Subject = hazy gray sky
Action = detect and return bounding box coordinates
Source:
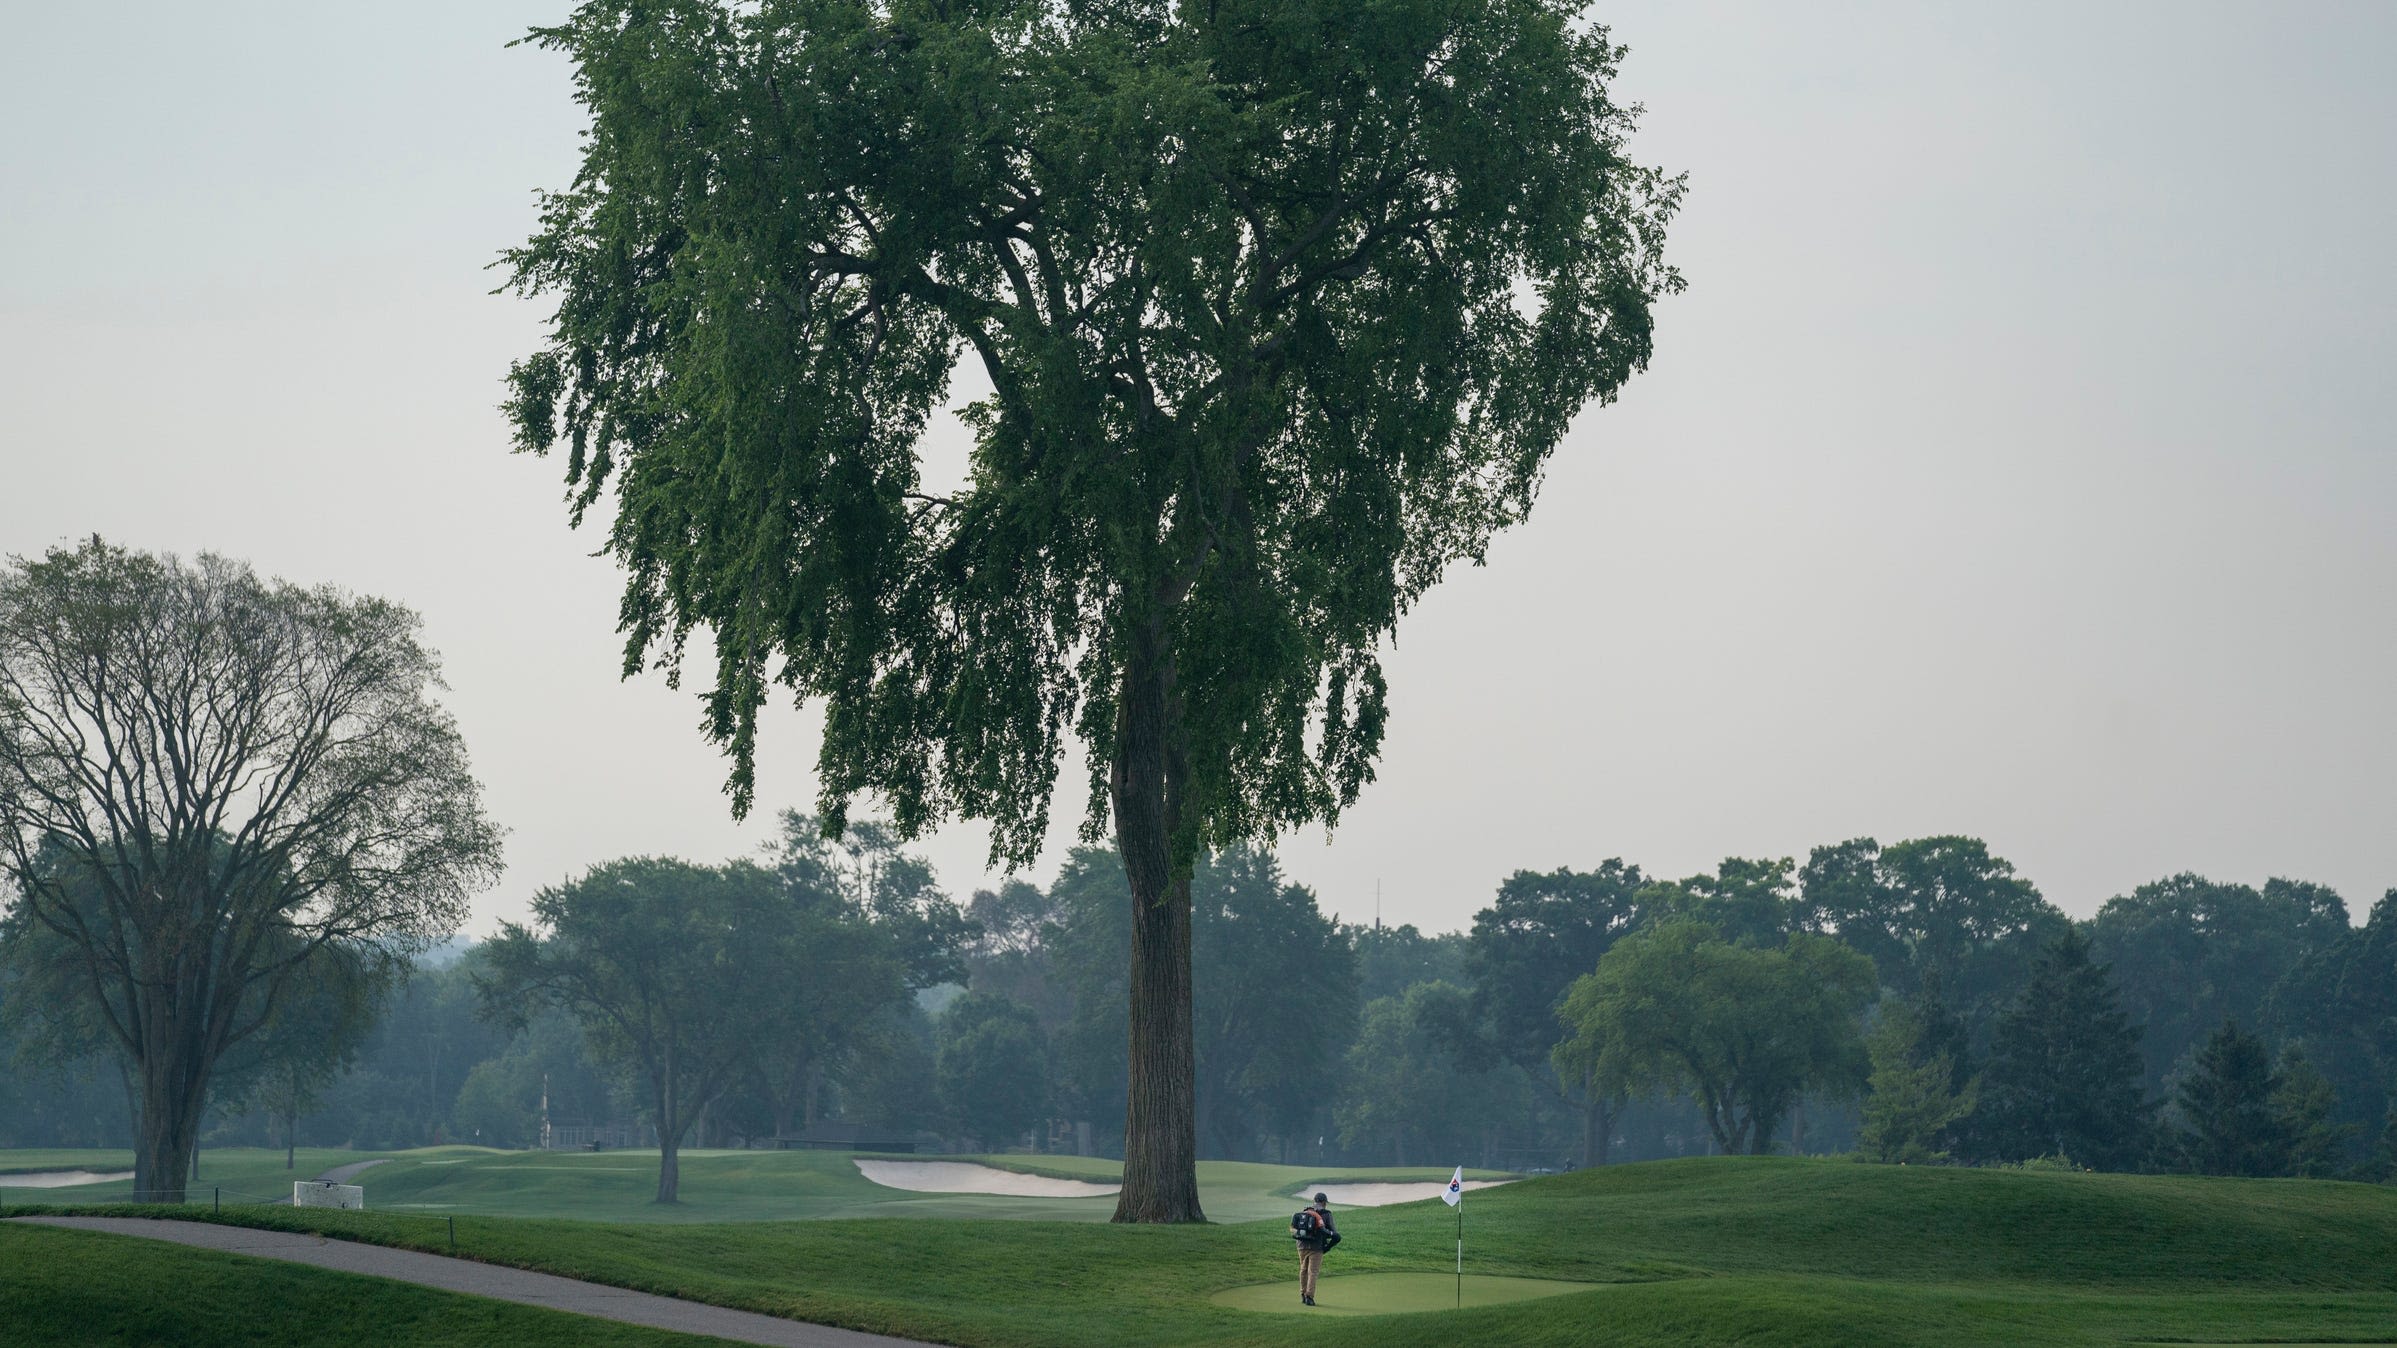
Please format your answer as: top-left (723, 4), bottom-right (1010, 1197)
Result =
top-left (4, 2), bottom-right (2392, 935)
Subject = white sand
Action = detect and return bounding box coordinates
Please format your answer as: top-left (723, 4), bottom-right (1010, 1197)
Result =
top-left (853, 1160), bottom-right (1120, 1198)
top-left (1303, 1179), bottom-right (1513, 1208)
top-left (0, 1170), bottom-right (134, 1188)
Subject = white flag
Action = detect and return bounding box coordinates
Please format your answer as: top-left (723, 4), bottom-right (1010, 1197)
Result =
top-left (1441, 1165), bottom-right (1464, 1207)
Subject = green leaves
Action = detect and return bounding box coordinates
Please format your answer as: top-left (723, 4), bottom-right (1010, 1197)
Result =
top-left (1977, 929), bottom-right (2151, 1169)
top-left (1553, 921), bottom-right (1876, 1155)
top-left (1858, 997), bottom-right (1979, 1165)
top-left (0, 538), bottom-right (504, 1199)
top-left (504, 0), bottom-right (1680, 861)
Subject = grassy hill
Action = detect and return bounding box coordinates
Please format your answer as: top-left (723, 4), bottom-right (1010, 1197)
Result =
top-left (15, 1156), bottom-right (2394, 1345)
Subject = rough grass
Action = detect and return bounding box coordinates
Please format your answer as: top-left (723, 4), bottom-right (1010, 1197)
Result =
top-left (18, 1157), bottom-right (2396, 1345)
top-left (0, 1220), bottom-right (731, 1347)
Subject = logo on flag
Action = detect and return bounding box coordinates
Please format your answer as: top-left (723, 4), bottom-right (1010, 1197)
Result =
top-left (1441, 1165), bottom-right (1464, 1207)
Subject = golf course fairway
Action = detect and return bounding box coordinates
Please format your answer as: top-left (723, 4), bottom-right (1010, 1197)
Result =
top-left (1211, 1271), bottom-right (1599, 1315)
top-left (11, 1157), bottom-right (2395, 1345)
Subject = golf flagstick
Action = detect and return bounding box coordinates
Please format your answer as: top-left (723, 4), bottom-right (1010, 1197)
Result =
top-left (1442, 1164), bottom-right (1464, 1309)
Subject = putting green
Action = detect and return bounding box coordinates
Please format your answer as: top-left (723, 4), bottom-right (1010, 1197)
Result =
top-left (1210, 1271), bottom-right (1601, 1316)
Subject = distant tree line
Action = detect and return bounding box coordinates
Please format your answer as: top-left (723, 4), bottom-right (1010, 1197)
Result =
top-left (9, 823), bottom-right (2397, 1186)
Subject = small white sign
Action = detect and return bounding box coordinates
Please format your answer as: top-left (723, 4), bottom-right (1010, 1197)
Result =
top-left (293, 1181), bottom-right (363, 1210)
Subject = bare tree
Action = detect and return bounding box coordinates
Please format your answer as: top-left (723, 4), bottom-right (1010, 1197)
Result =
top-left (0, 538), bottom-right (503, 1201)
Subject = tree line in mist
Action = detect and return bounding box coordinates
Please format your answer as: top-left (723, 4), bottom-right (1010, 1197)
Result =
top-left (10, 822), bottom-right (2394, 1190)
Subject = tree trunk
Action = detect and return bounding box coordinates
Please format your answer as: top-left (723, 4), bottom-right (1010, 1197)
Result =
top-left (654, 1062), bottom-right (680, 1204)
top-left (1696, 1087), bottom-right (1724, 1156)
top-left (133, 1084), bottom-right (201, 1204)
top-left (1582, 1091), bottom-right (1613, 1167)
top-left (1110, 624), bottom-right (1205, 1224)
top-left (1789, 1100), bottom-right (1807, 1157)
top-left (132, 1002), bottom-right (212, 1205)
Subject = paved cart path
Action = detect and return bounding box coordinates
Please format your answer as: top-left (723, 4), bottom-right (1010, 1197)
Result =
top-left (12, 1216), bottom-right (935, 1348)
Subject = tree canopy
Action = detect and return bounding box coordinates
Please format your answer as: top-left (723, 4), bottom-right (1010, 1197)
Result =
top-left (936, 991), bottom-right (1051, 1149)
top-left (481, 857), bottom-right (798, 1202)
top-left (1800, 835), bottom-right (2063, 1029)
top-left (2092, 873), bottom-right (2348, 1094)
top-left (1555, 921), bottom-right (1874, 1155)
top-left (503, 0), bottom-right (1680, 1220)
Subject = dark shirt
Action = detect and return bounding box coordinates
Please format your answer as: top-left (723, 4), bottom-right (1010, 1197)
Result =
top-left (1296, 1204), bottom-right (1337, 1248)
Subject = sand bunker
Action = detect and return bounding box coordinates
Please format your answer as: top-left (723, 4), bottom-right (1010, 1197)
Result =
top-left (1303, 1179), bottom-right (1512, 1207)
top-left (0, 1170), bottom-right (133, 1189)
top-left (854, 1160), bottom-right (1120, 1198)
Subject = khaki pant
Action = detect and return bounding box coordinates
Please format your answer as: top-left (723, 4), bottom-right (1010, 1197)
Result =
top-left (1299, 1243), bottom-right (1325, 1298)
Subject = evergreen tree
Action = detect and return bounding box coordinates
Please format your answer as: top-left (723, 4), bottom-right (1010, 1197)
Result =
top-left (2176, 1019), bottom-right (2288, 1177)
top-left (1858, 998), bottom-right (1978, 1165)
top-left (1977, 929), bottom-right (2150, 1168)
top-left (2271, 1047), bottom-right (2351, 1178)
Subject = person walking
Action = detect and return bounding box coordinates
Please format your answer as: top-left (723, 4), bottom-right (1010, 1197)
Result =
top-left (1291, 1191), bottom-right (1339, 1306)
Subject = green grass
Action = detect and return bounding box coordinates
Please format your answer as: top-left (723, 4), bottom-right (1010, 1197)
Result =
top-left (19, 1157), bottom-right (2397, 1345)
top-left (0, 1147), bottom-right (395, 1207)
top-left (117, 1145), bottom-right (1497, 1225)
top-left (1212, 1271), bottom-right (1597, 1315)
top-left (0, 1220), bottom-right (736, 1346)
top-left (0, 1148), bottom-right (139, 1175)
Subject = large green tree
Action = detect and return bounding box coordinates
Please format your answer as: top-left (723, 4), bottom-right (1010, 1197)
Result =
top-left (1341, 979), bottom-right (1526, 1167)
top-left (1464, 860), bottom-right (1648, 1164)
top-left (502, 0), bottom-right (1679, 1221)
top-left (935, 991), bottom-right (1051, 1149)
top-left (2091, 874), bottom-right (2348, 1095)
top-left (755, 814), bottom-right (964, 1135)
top-left (480, 858), bottom-right (799, 1203)
top-left (0, 540), bottom-right (501, 1202)
top-left (1800, 835), bottom-right (2063, 1033)
top-left (1554, 921), bottom-right (1875, 1155)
